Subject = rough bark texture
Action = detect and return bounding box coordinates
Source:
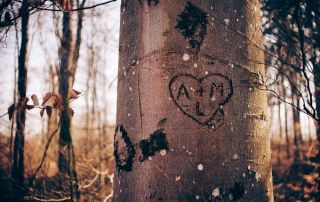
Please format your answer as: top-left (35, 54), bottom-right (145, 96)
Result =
top-left (291, 80), bottom-right (302, 161)
top-left (58, 11), bottom-right (80, 201)
top-left (114, 0), bottom-right (273, 201)
top-left (12, 0), bottom-right (29, 196)
top-left (313, 62), bottom-right (320, 162)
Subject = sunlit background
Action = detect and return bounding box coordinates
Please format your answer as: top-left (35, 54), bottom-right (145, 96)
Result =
top-left (0, 1), bottom-right (120, 136)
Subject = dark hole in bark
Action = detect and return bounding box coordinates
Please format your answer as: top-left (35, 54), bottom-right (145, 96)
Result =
top-left (139, 129), bottom-right (169, 162)
top-left (175, 1), bottom-right (208, 53)
top-left (230, 182), bottom-right (245, 201)
top-left (114, 125), bottom-right (136, 172)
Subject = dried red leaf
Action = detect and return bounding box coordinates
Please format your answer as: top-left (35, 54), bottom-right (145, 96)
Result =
top-left (58, 106), bottom-right (64, 116)
top-left (40, 108), bottom-right (45, 117)
top-left (68, 108), bottom-right (74, 117)
top-left (72, 89), bottom-right (81, 95)
top-left (8, 104), bottom-right (15, 120)
top-left (53, 94), bottom-right (63, 108)
top-left (26, 105), bottom-right (34, 110)
top-left (21, 97), bottom-right (29, 108)
top-left (68, 89), bottom-right (78, 100)
top-left (42, 92), bottom-right (52, 106)
top-left (31, 94), bottom-right (39, 106)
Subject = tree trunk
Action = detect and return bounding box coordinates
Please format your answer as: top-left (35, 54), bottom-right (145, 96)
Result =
top-left (12, 0), bottom-right (29, 198)
top-left (284, 94), bottom-right (291, 158)
top-left (70, 0), bottom-right (86, 86)
top-left (114, 0), bottom-right (273, 201)
top-left (58, 11), bottom-right (80, 201)
top-left (291, 82), bottom-right (302, 161)
top-left (313, 61), bottom-right (320, 163)
top-left (277, 100), bottom-right (282, 165)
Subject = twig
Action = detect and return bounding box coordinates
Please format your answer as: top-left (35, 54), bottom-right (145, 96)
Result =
top-left (28, 123), bottom-right (60, 188)
top-left (103, 191), bottom-right (113, 202)
top-left (37, 0), bottom-right (117, 12)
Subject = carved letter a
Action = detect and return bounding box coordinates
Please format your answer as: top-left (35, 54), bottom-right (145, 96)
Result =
top-left (177, 84), bottom-right (190, 100)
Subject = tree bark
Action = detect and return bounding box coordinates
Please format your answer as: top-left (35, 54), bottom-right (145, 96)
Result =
top-left (284, 96), bottom-right (291, 159)
top-left (70, 0), bottom-right (86, 86)
top-left (58, 11), bottom-right (80, 201)
top-left (12, 0), bottom-right (29, 197)
top-left (114, 0), bottom-right (273, 201)
top-left (277, 100), bottom-right (282, 165)
top-left (291, 81), bottom-right (302, 161)
top-left (313, 60), bottom-right (320, 163)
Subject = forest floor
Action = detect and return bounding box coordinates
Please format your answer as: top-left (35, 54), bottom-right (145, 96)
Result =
top-left (271, 141), bottom-right (319, 202)
top-left (0, 136), bottom-right (319, 201)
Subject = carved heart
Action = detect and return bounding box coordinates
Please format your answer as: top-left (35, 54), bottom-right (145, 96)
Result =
top-left (169, 73), bottom-right (233, 127)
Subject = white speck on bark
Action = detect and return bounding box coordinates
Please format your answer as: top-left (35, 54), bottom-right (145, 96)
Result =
top-left (233, 154), bottom-right (239, 159)
top-left (224, 18), bottom-right (230, 25)
top-left (197, 164), bottom-right (204, 171)
top-left (212, 188), bottom-right (219, 197)
top-left (160, 149), bottom-right (167, 156)
top-left (183, 53), bottom-right (190, 61)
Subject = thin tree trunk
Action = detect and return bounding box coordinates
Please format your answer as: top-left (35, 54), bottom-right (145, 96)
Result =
top-left (307, 116), bottom-right (312, 144)
top-left (71, 0), bottom-right (86, 86)
top-left (114, 0), bottom-right (273, 201)
top-left (12, 0), bottom-right (29, 198)
top-left (291, 82), bottom-right (302, 161)
top-left (58, 11), bottom-right (80, 201)
top-left (283, 93), bottom-right (291, 159)
top-left (313, 59), bottom-right (320, 163)
top-left (277, 100), bottom-right (282, 165)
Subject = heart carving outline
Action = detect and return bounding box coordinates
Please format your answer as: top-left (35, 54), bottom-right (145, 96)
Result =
top-left (169, 73), bottom-right (233, 127)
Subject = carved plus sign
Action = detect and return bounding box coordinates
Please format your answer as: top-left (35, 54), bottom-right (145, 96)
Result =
top-left (196, 86), bottom-right (206, 96)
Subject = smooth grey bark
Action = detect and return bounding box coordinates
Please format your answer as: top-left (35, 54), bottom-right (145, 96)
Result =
top-left (114, 0), bottom-right (273, 201)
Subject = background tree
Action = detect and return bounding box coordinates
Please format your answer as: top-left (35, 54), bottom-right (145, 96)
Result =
top-left (11, 0), bottom-right (29, 200)
top-left (262, 0), bottom-right (320, 162)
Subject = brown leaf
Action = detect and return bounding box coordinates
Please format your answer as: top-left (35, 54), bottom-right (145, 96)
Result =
top-left (46, 106), bottom-right (52, 118)
top-left (21, 97), bottom-right (29, 108)
top-left (68, 89), bottom-right (78, 100)
top-left (72, 89), bottom-right (81, 95)
top-left (42, 92), bottom-right (52, 106)
top-left (53, 94), bottom-right (63, 108)
top-left (68, 108), bottom-right (74, 117)
top-left (40, 108), bottom-right (45, 117)
top-left (26, 105), bottom-right (34, 110)
top-left (8, 104), bottom-right (15, 120)
top-left (31, 94), bottom-right (39, 106)
top-left (58, 106), bottom-right (64, 116)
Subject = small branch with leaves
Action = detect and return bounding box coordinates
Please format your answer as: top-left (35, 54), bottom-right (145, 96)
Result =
top-left (1, 89), bottom-right (82, 120)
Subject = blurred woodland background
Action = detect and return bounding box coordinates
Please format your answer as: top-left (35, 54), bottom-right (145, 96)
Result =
top-left (0, 0), bottom-right (319, 201)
